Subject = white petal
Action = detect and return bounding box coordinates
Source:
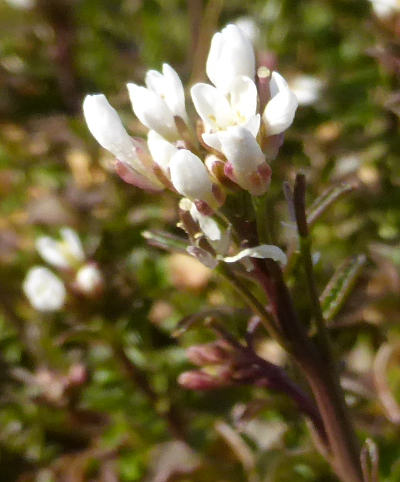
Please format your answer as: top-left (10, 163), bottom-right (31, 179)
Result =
top-left (218, 126), bottom-right (264, 173)
top-left (189, 204), bottom-right (222, 241)
top-left (36, 237), bottom-right (70, 269)
top-left (23, 266), bottom-right (66, 312)
top-left (243, 114), bottom-right (261, 138)
top-left (83, 94), bottom-right (144, 171)
top-left (127, 83), bottom-right (178, 140)
top-left (191, 83), bottom-right (233, 131)
top-left (206, 24), bottom-right (255, 92)
top-left (290, 75), bottom-right (322, 106)
top-left (263, 72), bottom-right (298, 135)
top-left (202, 132), bottom-right (221, 151)
top-left (145, 64), bottom-right (187, 121)
top-left (147, 130), bottom-right (177, 175)
top-left (206, 32), bottom-right (223, 89)
top-left (169, 149), bottom-right (213, 202)
top-left (60, 228), bottom-right (85, 263)
top-left (269, 71), bottom-right (289, 98)
top-left (229, 76), bottom-right (258, 121)
top-left (223, 245), bottom-right (287, 265)
top-left (162, 64), bottom-right (188, 121)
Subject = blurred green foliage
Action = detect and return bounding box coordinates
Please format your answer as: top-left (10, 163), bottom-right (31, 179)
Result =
top-left (1, 0), bottom-right (400, 480)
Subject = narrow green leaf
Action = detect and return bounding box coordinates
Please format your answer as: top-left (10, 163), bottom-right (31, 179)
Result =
top-left (307, 183), bottom-right (355, 227)
top-left (320, 254), bottom-right (367, 321)
top-left (142, 230), bottom-right (188, 253)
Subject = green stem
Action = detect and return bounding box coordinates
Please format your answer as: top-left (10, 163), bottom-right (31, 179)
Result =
top-left (217, 264), bottom-right (289, 351)
top-left (293, 174), bottom-right (363, 482)
top-left (252, 194), bottom-right (272, 244)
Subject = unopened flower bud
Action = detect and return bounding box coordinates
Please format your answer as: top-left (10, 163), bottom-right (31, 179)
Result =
top-left (178, 369), bottom-right (231, 390)
top-left (74, 263), bottom-right (103, 296)
top-left (186, 341), bottom-right (231, 366)
top-left (67, 363), bottom-right (89, 387)
top-left (207, 24), bottom-right (255, 93)
top-left (217, 126), bottom-right (272, 196)
top-left (83, 94), bottom-right (164, 191)
top-left (169, 149), bottom-right (225, 212)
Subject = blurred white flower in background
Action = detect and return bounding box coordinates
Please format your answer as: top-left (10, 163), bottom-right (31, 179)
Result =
top-left (36, 227), bottom-right (85, 270)
top-left (4, 0), bottom-right (34, 9)
top-left (23, 267), bottom-right (66, 312)
top-left (369, 0), bottom-right (400, 18)
top-left (74, 263), bottom-right (103, 296)
top-left (289, 75), bottom-right (323, 106)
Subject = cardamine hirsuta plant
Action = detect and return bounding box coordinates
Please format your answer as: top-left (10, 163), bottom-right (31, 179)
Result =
top-left (79, 24), bottom-right (371, 482)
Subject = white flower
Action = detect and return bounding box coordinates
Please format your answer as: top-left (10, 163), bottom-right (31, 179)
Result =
top-left (127, 63), bottom-right (187, 141)
top-left (169, 149), bottom-right (223, 212)
top-left (233, 16), bottom-right (260, 44)
top-left (83, 94), bottom-right (163, 191)
top-left (74, 263), bottom-right (103, 295)
top-left (36, 228), bottom-right (85, 270)
top-left (206, 24), bottom-right (255, 93)
top-left (369, 0), bottom-right (400, 18)
top-left (5, 0), bottom-right (34, 9)
top-left (23, 267), bottom-right (66, 312)
top-left (192, 76), bottom-right (260, 150)
top-left (213, 126), bottom-right (271, 196)
top-left (290, 75), bottom-right (322, 106)
top-left (262, 71), bottom-right (298, 136)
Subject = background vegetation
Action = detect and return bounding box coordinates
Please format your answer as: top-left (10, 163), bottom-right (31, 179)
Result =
top-left (1, 0), bottom-right (400, 480)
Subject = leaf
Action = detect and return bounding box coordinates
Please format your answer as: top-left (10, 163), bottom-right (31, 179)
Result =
top-left (142, 230), bottom-right (188, 253)
top-left (173, 307), bottom-right (243, 337)
top-left (307, 183), bottom-right (355, 227)
top-left (320, 254), bottom-right (367, 321)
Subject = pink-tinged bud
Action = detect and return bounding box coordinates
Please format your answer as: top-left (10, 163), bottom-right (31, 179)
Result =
top-left (186, 342), bottom-right (231, 366)
top-left (67, 363), bottom-right (88, 387)
top-left (178, 369), bottom-right (231, 390)
top-left (83, 94), bottom-right (164, 191)
top-left (261, 132), bottom-right (285, 160)
top-left (115, 160), bottom-right (164, 192)
top-left (206, 155), bottom-right (238, 190)
top-left (217, 126), bottom-right (271, 196)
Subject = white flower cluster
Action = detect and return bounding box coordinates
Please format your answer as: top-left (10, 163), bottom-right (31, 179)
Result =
top-left (83, 24), bottom-right (298, 208)
top-left (23, 228), bottom-right (103, 312)
top-left (83, 24), bottom-right (298, 271)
